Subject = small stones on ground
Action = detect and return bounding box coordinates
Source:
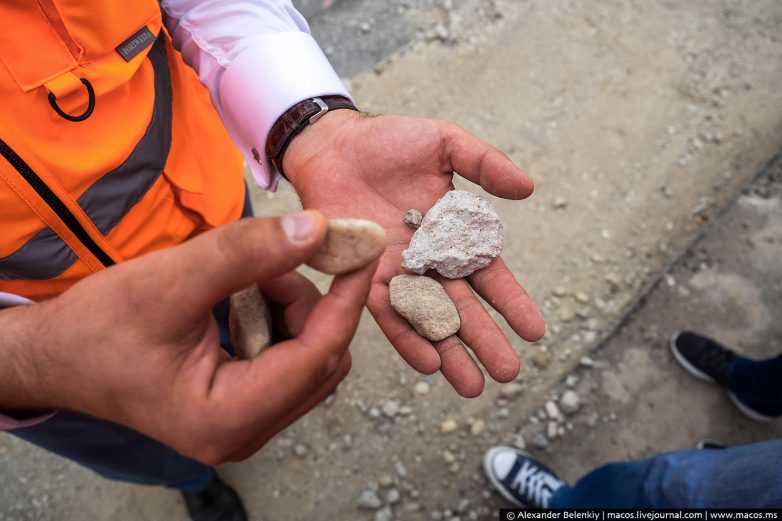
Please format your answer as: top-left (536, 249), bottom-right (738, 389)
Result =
top-left (382, 400), bottom-right (400, 418)
top-left (358, 489), bottom-right (383, 510)
top-left (440, 419), bottom-right (458, 433)
top-left (404, 209), bottom-right (424, 229)
top-left (470, 419), bottom-right (486, 436)
top-left (395, 462), bottom-right (408, 478)
top-left (565, 374), bottom-right (579, 388)
top-left (553, 286), bottom-right (567, 297)
top-left (560, 391), bottom-right (581, 415)
top-left (442, 450), bottom-right (456, 463)
top-left (414, 381), bottom-right (431, 395)
top-left (547, 421), bottom-right (558, 439)
top-left (553, 196), bottom-right (568, 209)
top-left (369, 407), bottom-right (382, 419)
top-left (307, 219), bottom-right (387, 275)
top-left (402, 190), bottom-right (503, 278)
top-left (532, 350), bottom-right (552, 369)
top-left (575, 291), bottom-right (590, 303)
top-left (292, 443), bottom-right (309, 458)
top-left (379, 474), bottom-right (394, 487)
top-left (513, 433), bottom-right (527, 449)
top-left (375, 506), bottom-right (394, 521)
top-left (386, 488), bottom-right (401, 504)
top-left (390, 275), bottom-right (460, 341)
top-left (544, 401), bottom-right (561, 419)
top-left (531, 432), bottom-right (549, 449)
top-left (501, 382), bottom-right (524, 398)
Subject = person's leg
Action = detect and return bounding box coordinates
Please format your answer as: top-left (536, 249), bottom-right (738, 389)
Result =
top-left (728, 354), bottom-right (782, 418)
top-left (552, 439), bottom-right (782, 507)
top-left (9, 410), bottom-right (213, 492)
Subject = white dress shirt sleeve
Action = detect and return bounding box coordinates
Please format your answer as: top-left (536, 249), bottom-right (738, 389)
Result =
top-left (160, 0), bottom-right (351, 191)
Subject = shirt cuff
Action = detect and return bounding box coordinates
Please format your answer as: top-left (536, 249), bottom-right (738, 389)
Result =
top-left (0, 292), bottom-right (55, 430)
top-left (218, 32), bottom-right (351, 191)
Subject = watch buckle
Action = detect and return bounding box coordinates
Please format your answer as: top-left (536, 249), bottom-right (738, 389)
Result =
top-left (309, 97), bottom-right (329, 124)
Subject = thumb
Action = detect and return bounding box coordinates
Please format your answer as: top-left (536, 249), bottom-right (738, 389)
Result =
top-left (153, 211), bottom-right (327, 314)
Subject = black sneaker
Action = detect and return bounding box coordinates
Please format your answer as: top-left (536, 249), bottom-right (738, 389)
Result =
top-left (182, 474), bottom-right (248, 521)
top-left (484, 446), bottom-right (566, 509)
top-left (671, 331), bottom-right (773, 423)
top-left (669, 331), bottom-right (736, 386)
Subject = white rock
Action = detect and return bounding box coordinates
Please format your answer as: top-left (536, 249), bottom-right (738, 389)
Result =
top-left (229, 284), bottom-right (271, 360)
top-left (547, 421), bottom-right (558, 439)
top-left (402, 190), bottom-right (503, 278)
top-left (390, 275), bottom-right (460, 341)
top-left (414, 381), bottom-right (431, 395)
top-left (440, 419), bottom-right (458, 433)
top-left (358, 489), bottom-right (383, 510)
top-left (564, 374), bottom-right (579, 388)
top-left (375, 507), bottom-right (394, 521)
top-left (544, 401), bottom-right (561, 419)
top-left (470, 419), bottom-right (486, 436)
top-left (501, 382), bottom-right (524, 398)
top-left (386, 488), bottom-right (401, 504)
top-left (382, 400), bottom-right (400, 418)
top-left (560, 391), bottom-right (581, 415)
top-left (308, 219), bottom-right (387, 275)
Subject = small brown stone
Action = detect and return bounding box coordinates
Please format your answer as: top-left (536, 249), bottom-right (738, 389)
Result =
top-left (389, 274), bottom-right (460, 341)
top-left (404, 209), bottom-right (423, 229)
top-left (229, 284), bottom-right (271, 359)
top-left (531, 350), bottom-right (551, 369)
top-left (307, 219), bottom-right (387, 274)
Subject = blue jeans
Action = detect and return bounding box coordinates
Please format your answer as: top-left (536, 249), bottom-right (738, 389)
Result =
top-left (7, 186), bottom-right (253, 493)
top-left (552, 439), bottom-right (782, 507)
top-left (553, 353), bottom-right (782, 507)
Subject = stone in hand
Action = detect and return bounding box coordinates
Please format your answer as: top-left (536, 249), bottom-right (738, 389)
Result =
top-left (401, 190), bottom-right (503, 278)
top-left (229, 284), bottom-right (271, 360)
top-left (307, 219), bottom-right (387, 274)
top-left (404, 209), bottom-right (423, 229)
top-left (389, 274), bottom-right (460, 341)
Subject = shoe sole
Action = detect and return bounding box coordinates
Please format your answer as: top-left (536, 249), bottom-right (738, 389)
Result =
top-left (483, 446), bottom-right (528, 508)
top-left (670, 332), bottom-right (774, 423)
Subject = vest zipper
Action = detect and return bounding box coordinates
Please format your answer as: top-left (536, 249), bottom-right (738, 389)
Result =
top-left (0, 139), bottom-right (115, 268)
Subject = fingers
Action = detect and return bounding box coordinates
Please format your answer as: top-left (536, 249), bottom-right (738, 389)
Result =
top-left (438, 121), bottom-right (534, 200)
top-left (433, 336), bottom-right (485, 398)
top-left (469, 257), bottom-right (545, 342)
top-left (367, 283), bottom-right (441, 375)
top-left (438, 278), bottom-right (520, 383)
top-left (224, 351), bottom-right (352, 462)
top-left (155, 211), bottom-right (327, 317)
top-left (259, 271), bottom-right (321, 336)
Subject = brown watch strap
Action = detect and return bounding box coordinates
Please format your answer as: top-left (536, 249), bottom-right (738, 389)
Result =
top-left (265, 95), bottom-right (357, 178)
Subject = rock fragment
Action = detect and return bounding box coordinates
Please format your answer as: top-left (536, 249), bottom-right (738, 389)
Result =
top-left (414, 381), bottom-right (431, 395)
top-left (544, 401), bottom-right (561, 420)
top-left (470, 419), bottom-right (486, 436)
top-left (307, 219), bottom-right (387, 274)
top-left (440, 419), bottom-right (458, 433)
top-left (501, 382), bottom-right (524, 398)
top-left (358, 489), bottom-right (383, 510)
top-left (229, 284), bottom-right (271, 359)
top-left (560, 391), bottom-right (581, 415)
top-left (404, 209), bottom-right (423, 229)
top-left (531, 433), bottom-right (549, 449)
top-left (402, 190), bottom-right (503, 278)
top-left (390, 275), bottom-right (460, 341)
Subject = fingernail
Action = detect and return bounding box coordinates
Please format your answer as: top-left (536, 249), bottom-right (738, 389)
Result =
top-left (282, 212), bottom-right (317, 242)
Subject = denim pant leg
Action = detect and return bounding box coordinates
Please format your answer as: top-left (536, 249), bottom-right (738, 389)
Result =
top-left (7, 184), bottom-right (256, 492)
top-left (8, 411), bottom-right (214, 492)
top-left (552, 439), bottom-right (782, 507)
top-left (729, 354), bottom-right (782, 417)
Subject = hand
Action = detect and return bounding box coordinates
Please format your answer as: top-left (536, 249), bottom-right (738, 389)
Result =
top-left (284, 111), bottom-right (545, 397)
top-left (0, 211), bottom-right (376, 464)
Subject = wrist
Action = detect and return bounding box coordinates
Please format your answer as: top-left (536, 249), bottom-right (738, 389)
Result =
top-left (0, 302), bottom-right (59, 413)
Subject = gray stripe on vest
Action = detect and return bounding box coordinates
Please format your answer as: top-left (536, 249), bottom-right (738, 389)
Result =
top-left (0, 36), bottom-right (172, 281)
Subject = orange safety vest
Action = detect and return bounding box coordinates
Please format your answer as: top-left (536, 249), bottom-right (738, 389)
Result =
top-left (0, 1), bottom-right (246, 302)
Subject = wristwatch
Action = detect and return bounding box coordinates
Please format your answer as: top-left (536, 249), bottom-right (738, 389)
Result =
top-left (265, 95), bottom-right (358, 178)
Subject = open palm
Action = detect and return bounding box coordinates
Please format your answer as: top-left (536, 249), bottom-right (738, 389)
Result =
top-left (284, 112), bottom-right (545, 397)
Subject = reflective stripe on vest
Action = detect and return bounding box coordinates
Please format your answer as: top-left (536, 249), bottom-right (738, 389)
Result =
top-left (0, 36), bottom-right (172, 281)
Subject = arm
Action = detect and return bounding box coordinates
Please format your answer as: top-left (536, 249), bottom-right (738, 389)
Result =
top-left (160, 0), bottom-right (349, 189)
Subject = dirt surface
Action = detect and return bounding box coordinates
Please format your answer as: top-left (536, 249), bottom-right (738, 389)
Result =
top-left (1, 1), bottom-right (781, 520)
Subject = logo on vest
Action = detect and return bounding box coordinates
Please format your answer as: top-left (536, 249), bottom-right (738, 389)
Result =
top-left (116, 26), bottom-right (156, 62)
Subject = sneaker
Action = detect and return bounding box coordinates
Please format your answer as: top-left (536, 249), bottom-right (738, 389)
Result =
top-left (182, 474), bottom-right (248, 521)
top-left (484, 446), bottom-right (566, 509)
top-left (670, 331), bottom-right (774, 423)
top-left (669, 331), bottom-right (736, 386)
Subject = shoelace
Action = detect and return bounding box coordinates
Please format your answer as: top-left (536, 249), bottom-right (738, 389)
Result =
top-left (508, 460), bottom-right (563, 508)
